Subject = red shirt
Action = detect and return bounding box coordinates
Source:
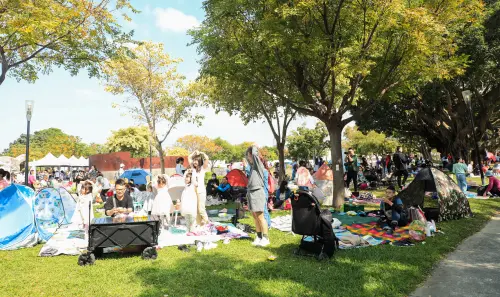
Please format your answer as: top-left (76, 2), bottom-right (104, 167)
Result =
top-left (484, 176), bottom-right (500, 196)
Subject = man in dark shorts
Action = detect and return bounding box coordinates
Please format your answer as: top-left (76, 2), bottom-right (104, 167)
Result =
top-left (393, 146), bottom-right (409, 189)
top-left (104, 179), bottom-right (133, 217)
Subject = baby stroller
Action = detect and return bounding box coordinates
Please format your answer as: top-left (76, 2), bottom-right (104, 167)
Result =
top-left (291, 189), bottom-right (339, 260)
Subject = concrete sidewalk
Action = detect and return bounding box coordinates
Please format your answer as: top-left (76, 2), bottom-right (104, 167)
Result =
top-left (411, 215), bottom-right (500, 297)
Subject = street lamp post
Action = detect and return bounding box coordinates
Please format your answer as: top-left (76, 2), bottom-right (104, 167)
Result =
top-left (24, 100), bottom-right (34, 185)
top-left (149, 137), bottom-right (153, 174)
top-left (462, 90), bottom-right (485, 186)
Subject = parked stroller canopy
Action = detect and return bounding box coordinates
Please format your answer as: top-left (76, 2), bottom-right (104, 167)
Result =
top-left (0, 184), bottom-right (38, 250)
top-left (398, 168), bottom-right (473, 221)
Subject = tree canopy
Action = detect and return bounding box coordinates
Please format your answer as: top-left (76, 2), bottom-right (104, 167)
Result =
top-left (0, 0), bottom-right (137, 86)
top-left (175, 135), bottom-right (222, 157)
top-left (192, 0), bottom-right (482, 206)
top-left (343, 126), bottom-right (399, 156)
top-left (102, 41), bottom-right (202, 173)
top-left (287, 122), bottom-right (329, 161)
top-left (358, 1), bottom-right (500, 158)
top-left (2, 127), bottom-right (100, 160)
top-left (105, 126), bottom-right (150, 158)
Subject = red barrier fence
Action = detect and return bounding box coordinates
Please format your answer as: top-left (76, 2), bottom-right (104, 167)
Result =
top-left (89, 152), bottom-right (187, 172)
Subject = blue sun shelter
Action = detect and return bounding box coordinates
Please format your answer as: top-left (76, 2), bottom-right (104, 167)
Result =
top-left (120, 169), bottom-right (151, 185)
top-left (0, 184), bottom-right (38, 250)
top-left (33, 187), bottom-right (77, 242)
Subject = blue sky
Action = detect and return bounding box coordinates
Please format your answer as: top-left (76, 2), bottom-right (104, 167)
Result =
top-left (0, 0), bottom-right (316, 153)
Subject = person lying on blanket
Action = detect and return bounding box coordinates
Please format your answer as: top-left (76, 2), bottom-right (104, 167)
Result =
top-left (379, 185), bottom-right (408, 234)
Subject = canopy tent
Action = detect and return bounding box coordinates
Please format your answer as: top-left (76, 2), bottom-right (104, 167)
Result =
top-left (57, 155), bottom-right (72, 167)
top-left (0, 184), bottom-right (38, 250)
top-left (313, 164), bottom-right (334, 205)
top-left (398, 168), bottom-right (473, 221)
top-left (69, 156), bottom-right (79, 166)
top-left (0, 155), bottom-right (25, 172)
top-left (29, 153), bottom-right (60, 167)
top-left (77, 156), bottom-right (89, 167)
top-left (226, 169), bottom-right (248, 187)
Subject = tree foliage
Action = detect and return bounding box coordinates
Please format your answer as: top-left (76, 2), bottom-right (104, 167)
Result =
top-left (192, 0), bottom-right (481, 206)
top-left (165, 147), bottom-right (188, 157)
top-left (102, 41), bottom-right (202, 173)
top-left (175, 135), bottom-right (222, 157)
top-left (105, 126), bottom-right (150, 158)
top-left (0, 0), bottom-right (137, 86)
top-left (358, 1), bottom-right (500, 158)
top-left (343, 126), bottom-right (399, 156)
top-left (287, 122), bottom-right (329, 161)
top-left (2, 128), bottom-right (100, 160)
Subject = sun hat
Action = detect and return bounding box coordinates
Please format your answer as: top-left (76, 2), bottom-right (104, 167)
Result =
top-left (485, 171), bottom-right (493, 177)
top-left (120, 163), bottom-right (125, 168)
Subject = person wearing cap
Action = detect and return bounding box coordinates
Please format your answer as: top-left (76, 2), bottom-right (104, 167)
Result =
top-left (483, 171), bottom-right (500, 197)
top-left (116, 163), bottom-right (125, 180)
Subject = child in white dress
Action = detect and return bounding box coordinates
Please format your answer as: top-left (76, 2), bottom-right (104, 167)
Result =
top-left (181, 171), bottom-right (198, 232)
top-left (151, 175), bottom-right (173, 231)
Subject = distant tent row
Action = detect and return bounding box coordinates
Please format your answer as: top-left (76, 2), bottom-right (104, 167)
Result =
top-left (29, 153), bottom-right (89, 167)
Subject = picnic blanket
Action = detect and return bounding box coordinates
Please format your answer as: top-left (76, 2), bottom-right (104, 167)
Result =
top-left (346, 222), bottom-right (411, 243)
top-left (157, 222), bottom-right (249, 248)
top-left (39, 225), bottom-right (87, 257)
top-left (331, 213), bottom-right (379, 226)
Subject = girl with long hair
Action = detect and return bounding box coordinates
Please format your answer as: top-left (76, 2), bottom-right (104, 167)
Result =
top-left (188, 150), bottom-right (210, 226)
top-left (245, 146), bottom-right (270, 247)
top-left (181, 171), bottom-right (197, 232)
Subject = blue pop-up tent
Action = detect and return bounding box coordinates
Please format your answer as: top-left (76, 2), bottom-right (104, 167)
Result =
top-left (0, 184), bottom-right (38, 250)
top-left (0, 184), bottom-right (77, 250)
top-left (120, 169), bottom-right (151, 185)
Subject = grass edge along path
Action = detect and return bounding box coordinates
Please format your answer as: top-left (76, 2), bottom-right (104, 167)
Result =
top-left (0, 199), bottom-right (499, 297)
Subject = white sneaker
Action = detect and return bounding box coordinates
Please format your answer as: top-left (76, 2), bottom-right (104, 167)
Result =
top-left (259, 237), bottom-right (270, 247)
top-left (251, 237), bottom-right (261, 246)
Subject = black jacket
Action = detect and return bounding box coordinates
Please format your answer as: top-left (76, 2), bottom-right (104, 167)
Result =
top-left (393, 152), bottom-right (408, 171)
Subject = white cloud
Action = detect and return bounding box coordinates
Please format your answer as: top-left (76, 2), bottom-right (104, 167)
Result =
top-left (153, 8), bottom-right (200, 33)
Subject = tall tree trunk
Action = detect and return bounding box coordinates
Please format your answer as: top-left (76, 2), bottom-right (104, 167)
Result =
top-left (154, 136), bottom-right (165, 174)
top-left (326, 118), bottom-right (345, 208)
top-left (277, 142), bottom-right (286, 183)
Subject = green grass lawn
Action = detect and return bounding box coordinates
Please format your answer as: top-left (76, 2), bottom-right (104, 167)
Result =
top-left (1, 198), bottom-right (499, 297)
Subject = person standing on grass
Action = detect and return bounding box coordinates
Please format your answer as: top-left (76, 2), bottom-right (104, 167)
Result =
top-left (151, 175), bottom-right (173, 231)
top-left (246, 146), bottom-right (270, 247)
top-left (344, 148), bottom-right (359, 191)
top-left (452, 157), bottom-right (468, 193)
top-left (181, 171), bottom-right (197, 233)
top-left (189, 150), bottom-right (210, 226)
top-left (393, 146), bottom-right (409, 190)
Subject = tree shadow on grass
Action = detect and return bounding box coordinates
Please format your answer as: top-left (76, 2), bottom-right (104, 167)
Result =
top-left (134, 241), bottom-right (420, 297)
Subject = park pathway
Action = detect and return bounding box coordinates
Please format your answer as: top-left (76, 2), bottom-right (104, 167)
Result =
top-left (411, 214), bottom-right (500, 297)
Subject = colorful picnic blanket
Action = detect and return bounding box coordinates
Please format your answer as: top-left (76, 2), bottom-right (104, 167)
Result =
top-left (346, 222), bottom-right (411, 243)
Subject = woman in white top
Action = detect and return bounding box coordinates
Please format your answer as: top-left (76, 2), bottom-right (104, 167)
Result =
top-left (189, 150), bottom-right (210, 226)
top-left (151, 175), bottom-right (173, 231)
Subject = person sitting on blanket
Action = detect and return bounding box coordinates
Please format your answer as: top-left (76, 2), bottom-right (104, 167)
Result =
top-left (216, 176), bottom-right (232, 201)
top-left (104, 179), bottom-right (133, 217)
top-left (379, 185), bottom-right (408, 234)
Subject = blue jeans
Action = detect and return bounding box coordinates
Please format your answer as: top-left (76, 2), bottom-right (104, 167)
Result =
top-left (456, 173), bottom-right (467, 193)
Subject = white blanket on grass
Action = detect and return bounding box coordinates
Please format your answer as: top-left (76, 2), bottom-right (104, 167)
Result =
top-left (39, 225), bottom-right (87, 257)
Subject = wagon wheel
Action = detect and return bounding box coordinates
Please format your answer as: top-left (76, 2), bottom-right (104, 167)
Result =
top-left (316, 252), bottom-right (329, 261)
top-left (142, 247), bottom-right (158, 260)
top-left (77, 252), bottom-right (96, 266)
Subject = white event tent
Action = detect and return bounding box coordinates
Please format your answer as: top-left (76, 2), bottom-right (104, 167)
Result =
top-left (29, 153), bottom-right (89, 168)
